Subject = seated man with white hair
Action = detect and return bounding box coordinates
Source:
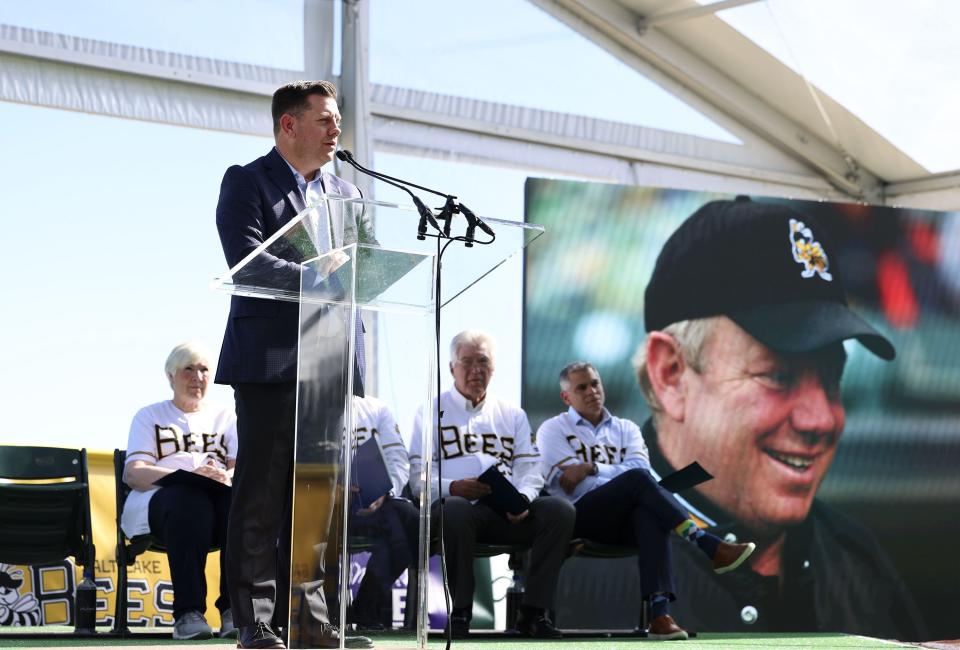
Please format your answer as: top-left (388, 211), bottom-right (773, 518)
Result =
top-left (409, 330), bottom-right (576, 639)
top-left (121, 342), bottom-right (237, 640)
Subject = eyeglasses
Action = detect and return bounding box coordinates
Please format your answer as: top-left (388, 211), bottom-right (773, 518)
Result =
top-left (455, 357), bottom-right (491, 369)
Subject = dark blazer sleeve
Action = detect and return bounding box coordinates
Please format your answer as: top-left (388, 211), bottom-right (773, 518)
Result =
top-left (216, 164), bottom-right (307, 292)
top-left (215, 158), bottom-right (301, 384)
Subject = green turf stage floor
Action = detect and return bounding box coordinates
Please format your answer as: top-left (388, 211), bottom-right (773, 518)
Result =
top-left (0, 628), bottom-right (924, 649)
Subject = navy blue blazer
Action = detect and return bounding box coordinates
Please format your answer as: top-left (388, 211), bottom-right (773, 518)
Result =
top-left (215, 147), bottom-right (363, 385)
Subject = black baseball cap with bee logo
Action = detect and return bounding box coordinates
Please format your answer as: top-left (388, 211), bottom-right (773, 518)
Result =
top-left (643, 196), bottom-right (895, 360)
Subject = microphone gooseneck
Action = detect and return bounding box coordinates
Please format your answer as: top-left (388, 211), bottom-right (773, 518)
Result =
top-left (336, 149), bottom-right (495, 244)
top-left (337, 150), bottom-right (441, 240)
top-left (340, 150), bottom-right (449, 199)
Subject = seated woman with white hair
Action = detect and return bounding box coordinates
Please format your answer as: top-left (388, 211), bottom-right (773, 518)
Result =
top-left (120, 342), bottom-right (238, 640)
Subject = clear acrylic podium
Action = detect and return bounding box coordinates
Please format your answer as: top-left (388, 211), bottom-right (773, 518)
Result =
top-left (213, 195), bottom-right (543, 648)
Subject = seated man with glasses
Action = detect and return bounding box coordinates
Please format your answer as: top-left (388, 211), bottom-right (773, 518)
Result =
top-left (409, 330), bottom-right (575, 639)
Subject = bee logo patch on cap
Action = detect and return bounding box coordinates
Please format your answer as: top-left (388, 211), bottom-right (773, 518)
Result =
top-left (789, 219), bottom-right (832, 281)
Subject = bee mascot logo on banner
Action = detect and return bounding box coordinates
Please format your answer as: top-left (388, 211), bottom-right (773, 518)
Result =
top-left (0, 565), bottom-right (41, 626)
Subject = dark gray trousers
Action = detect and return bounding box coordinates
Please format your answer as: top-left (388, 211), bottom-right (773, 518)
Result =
top-left (227, 382), bottom-right (334, 631)
top-left (432, 495), bottom-right (575, 611)
top-left (226, 305), bottom-right (362, 636)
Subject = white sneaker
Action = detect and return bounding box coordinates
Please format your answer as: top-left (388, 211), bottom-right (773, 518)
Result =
top-left (173, 610), bottom-right (214, 640)
top-left (219, 608), bottom-right (239, 639)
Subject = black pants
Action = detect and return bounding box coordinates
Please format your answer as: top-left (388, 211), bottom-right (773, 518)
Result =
top-left (573, 469), bottom-right (688, 599)
top-left (149, 483), bottom-right (231, 620)
top-left (433, 496), bottom-right (575, 611)
top-left (226, 382), bottom-right (303, 630)
top-left (350, 497), bottom-right (419, 623)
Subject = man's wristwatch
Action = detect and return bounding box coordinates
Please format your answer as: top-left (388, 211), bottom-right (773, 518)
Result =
top-left (589, 462), bottom-right (599, 476)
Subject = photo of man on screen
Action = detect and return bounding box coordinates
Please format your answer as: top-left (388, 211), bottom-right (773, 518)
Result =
top-left (631, 196), bottom-right (926, 638)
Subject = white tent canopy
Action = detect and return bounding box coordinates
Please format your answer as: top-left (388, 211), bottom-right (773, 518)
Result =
top-left (3, 0), bottom-right (956, 209)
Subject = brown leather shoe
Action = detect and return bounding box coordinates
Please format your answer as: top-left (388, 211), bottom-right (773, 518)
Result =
top-left (648, 614), bottom-right (688, 641)
top-left (713, 541), bottom-right (756, 574)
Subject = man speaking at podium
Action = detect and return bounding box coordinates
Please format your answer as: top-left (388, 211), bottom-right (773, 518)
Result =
top-left (215, 80), bottom-right (372, 649)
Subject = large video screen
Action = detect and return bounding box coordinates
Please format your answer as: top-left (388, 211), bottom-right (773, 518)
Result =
top-left (523, 179), bottom-right (960, 640)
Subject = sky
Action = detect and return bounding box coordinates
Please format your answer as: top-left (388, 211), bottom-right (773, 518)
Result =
top-left (717, 0), bottom-right (960, 173)
top-left (0, 0), bottom-right (957, 451)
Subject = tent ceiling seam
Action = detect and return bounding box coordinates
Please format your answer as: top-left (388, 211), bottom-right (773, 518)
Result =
top-left (526, 0), bottom-right (885, 202)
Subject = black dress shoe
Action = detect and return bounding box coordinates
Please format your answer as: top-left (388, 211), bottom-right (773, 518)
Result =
top-left (299, 623), bottom-right (373, 649)
top-left (444, 615), bottom-right (470, 640)
top-left (515, 611), bottom-right (562, 639)
top-left (237, 622), bottom-right (285, 649)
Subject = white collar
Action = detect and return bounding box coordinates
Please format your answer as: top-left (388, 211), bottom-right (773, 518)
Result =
top-left (452, 388), bottom-right (487, 413)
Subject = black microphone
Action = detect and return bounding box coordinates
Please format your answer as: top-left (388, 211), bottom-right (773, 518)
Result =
top-left (336, 150), bottom-right (443, 239)
top-left (458, 204), bottom-right (495, 238)
top-left (412, 195), bottom-right (443, 241)
top-left (437, 196), bottom-right (458, 238)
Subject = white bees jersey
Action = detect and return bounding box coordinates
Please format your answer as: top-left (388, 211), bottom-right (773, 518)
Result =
top-left (536, 406), bottom-right (650, 503)
top-left (122, 399), bottom-right (237, 536)
top-left (409, 389), bottom-right (543, 503)
top-left (352, 395), bottom-right (409, 497)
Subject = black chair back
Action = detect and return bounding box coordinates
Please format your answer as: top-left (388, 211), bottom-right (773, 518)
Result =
top-left (0, 445), bottom-right (95, 569)
top-left (0, 445), bottom-right (83, 480)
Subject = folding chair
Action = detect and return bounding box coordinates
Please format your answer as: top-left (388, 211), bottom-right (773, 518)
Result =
top-left (112, 449), bottom-right (220, 636)
top-left (0, 445), bottom-right (97, 634)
